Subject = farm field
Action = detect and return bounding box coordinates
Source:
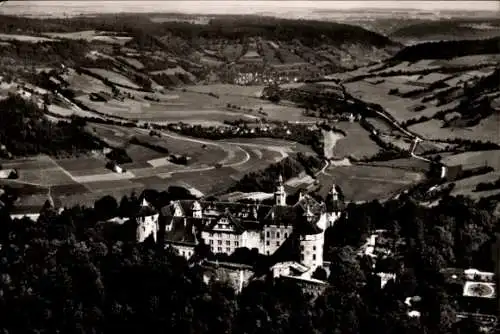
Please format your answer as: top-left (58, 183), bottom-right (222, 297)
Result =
top-left (3, 122), bottom-right (300, 212)
top-left (344, 80), bottom-right (459, 123)
top-left (63, 71), bottom-right (114, 95)
top-left (0, 33), bottom-right (53, 42)
top-left (84, 68), bottom-right (140, 88)
top-left (448, 171), bottom-right (500, 199)
top-left (315, 164), bottom-right (424, 202)
top-left (332, 122), bottom-right (381, 160)
top-left (43, 30), bottom-right (133, 45)
top-left (441, 150), bottom-right (500, 170)
top-left (409, 115), bottom-right (500, 143)
top-left (186, 84), bottom-right (265, 98)
top-left (77, 90), bottom-right (260, 123)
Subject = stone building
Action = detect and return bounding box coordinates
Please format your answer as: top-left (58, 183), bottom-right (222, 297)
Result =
top-left (135, 176), bottom-right (344, 279)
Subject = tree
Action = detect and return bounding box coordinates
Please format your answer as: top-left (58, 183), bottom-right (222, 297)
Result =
top-left (312, 267), bottom-right (328, 281)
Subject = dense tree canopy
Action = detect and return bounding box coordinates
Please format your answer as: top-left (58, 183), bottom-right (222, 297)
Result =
top-left (0, 95), bottom-right (104, 157)
top-left (0, 191), bottom-right (495, 333)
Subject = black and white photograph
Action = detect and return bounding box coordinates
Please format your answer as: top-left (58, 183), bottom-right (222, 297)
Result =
top-left (0, 0), bottom-right (499, 333)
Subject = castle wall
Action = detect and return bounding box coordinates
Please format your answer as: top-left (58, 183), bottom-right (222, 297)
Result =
top-left (202, 266), bottom-right (254, 293)
top-left (263, 225), bottom-right (294, 255)
top-left (242, 230), bottom-right (262, 252)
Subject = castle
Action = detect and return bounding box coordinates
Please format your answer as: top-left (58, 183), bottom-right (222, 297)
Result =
top-left (133, 176), bottom-right (344, 279)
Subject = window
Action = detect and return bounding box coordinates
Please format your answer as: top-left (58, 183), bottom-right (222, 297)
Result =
top-left (226, 248), bottom-right (230, 253)
top-left (226, 240), bottom-right (230, 246)
top-left (266, 231), bottom-right (270, 238)
top-left (276, 232), bottom-right (280, 238)
top-left (300, 245), bottom-right (304, 251)
top-left (266, 241), bottom-right (270, 246)
top-left (267, 251), bottom-right (270, 255)
top-left (209, 240), bottom-right (214, 245)
top-left (276, 241), bottom-right (280, 246)
top-left (284, 232), bottom-right (288, 238)
top-left (218, 240), bottom-right (222, 245)
top-left (217, 247), bottom-right (222, 252)
top-left (234, 241), bottom-right (239, 247)
top-left (313, 246), bottom-right (316, 251)
top-left (313, 254), bottom-right (316, 260)
top-left (301, 254), bottom-right (304, 261)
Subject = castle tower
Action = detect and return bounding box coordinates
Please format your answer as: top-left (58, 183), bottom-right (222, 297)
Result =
top-left (136, 197), bottom-right (160, 243)
top-left (192, 201), bottom-right (202, 218)
top-left (298, 208), bottom-right (324, 276)
top-left (275, 174), bottom-right (286, 206)
top-left (326, 184), bottom-right (343, 228)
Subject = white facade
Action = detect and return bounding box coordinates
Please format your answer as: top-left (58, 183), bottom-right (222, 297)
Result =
top-left (136, 213), bottom-right (160, 242)
top-left (262, 224), bottom-right (293, 255)
top-left (274, 174), bottom-right (286, 206)
top-left (166, 177), bottom-right (344, 276)
top-left (299, 232), bottom-right (324, 275)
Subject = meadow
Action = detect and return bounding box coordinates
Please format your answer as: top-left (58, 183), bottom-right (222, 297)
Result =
top-left (315, 164), bottom-right (424, 202)
top-left (85, 68), bottom-right (140, 88)
top-left (1, 120), bottom-right (303, 211)
top-left (332, 122), bottom-right (381, 160)
top-left (409, 115), bottom-right (500, 143)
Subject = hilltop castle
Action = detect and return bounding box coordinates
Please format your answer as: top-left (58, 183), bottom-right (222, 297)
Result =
top-left (133, 176), bottom-right (344, 278)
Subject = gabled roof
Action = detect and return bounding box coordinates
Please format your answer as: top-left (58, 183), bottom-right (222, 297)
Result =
top-left (165, 217), bottom-right (198, 246)
top-left (161, 200), bottom-right (272, 221)
top-left (136, 205), bottom-right (158, 217)
top-left (294, 194), bottom-right (323, 214)
top-left (202, 212), bottom-right (246, 235)
top-left (295, 219), bottom-right (323, 235)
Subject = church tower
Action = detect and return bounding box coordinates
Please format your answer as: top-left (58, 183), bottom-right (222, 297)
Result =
top-left (275, 174), bottom-right (286, 206)
top-left (191, 201), bottom-right (202, 218)
top-left (135, 197), bottom-right (160, 243)
top-left (326, 184), bottom-right (343, 228)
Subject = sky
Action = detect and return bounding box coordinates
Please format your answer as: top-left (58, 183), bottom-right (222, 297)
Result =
top-left (2, 1), bottom-right (498, 16)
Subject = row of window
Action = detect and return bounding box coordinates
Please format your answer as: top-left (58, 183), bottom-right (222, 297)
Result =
top-left (211, 246), bottom-right (232, 254)
top-left (300, 245), bottom-right (317, 251)
top-left (266, 240), bottom-right (280, 247)
top-left (209, 240), bottom-right (240, 247)
top-left (206, 232), bottom-right (238, 239)
top-left (265, 231), bottom-right (288, 239)
top-left (300, 254), bottom-right (317, 261)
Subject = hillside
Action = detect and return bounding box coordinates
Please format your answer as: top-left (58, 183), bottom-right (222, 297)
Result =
top-left (390, 18), bottom-right (500, 43)
top-left (0, 95), bottom-right (104, 158)
top-left (391, 37), bottom-right (500, 62)
top-left (0, 14), bottom-right (401, 88)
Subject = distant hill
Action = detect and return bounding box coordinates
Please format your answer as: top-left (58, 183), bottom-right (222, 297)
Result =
top-left (391, 37), bottom-right (500, 62)
top-left (390, 18), bottom-right (500, 43)
top-left (0, 14), bottom-right (401, 80)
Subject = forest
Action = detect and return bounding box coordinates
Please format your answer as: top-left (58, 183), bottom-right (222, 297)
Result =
top-left (228, 153), bottom-right (323, 193)
top-left (391, 36), bottom-right (500, 62)
top-left (0, 95), bottom-right (104, 158)
top-left (0, 191), bottom-right (496, 333)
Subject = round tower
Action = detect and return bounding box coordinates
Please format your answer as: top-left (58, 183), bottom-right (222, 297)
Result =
top-left (298, 205), bottom-right (324, 273)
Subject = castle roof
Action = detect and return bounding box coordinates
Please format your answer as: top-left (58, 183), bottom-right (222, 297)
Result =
top-left (136, 205), bottom-right (158, 217)
top-left (295, 219), bottom-right (323, 235)
top-left (164, 217), bottom-right (198, 246)
top-left (294, 194), bottom-right (323, 214)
